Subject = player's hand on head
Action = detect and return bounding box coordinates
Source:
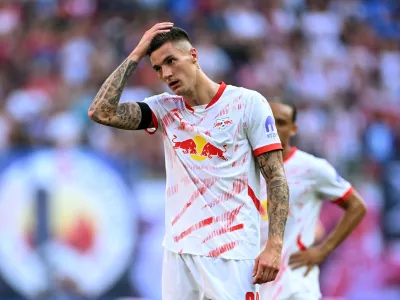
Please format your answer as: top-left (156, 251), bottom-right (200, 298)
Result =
top-left (130, 22), bottom-right (174, 60)
top-left (252, 243), bottom-right (281, 284)
top-left (288, 246), bottom-right (328, 277)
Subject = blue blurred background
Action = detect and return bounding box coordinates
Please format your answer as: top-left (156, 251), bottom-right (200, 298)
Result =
top-left (0, 0), bottom-right (399, 299)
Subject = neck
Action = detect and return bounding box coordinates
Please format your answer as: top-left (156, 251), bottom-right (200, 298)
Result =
top-left (282, 144), bottom-right (293, 161)
top-left (183, 71), bottom-right (219, 106)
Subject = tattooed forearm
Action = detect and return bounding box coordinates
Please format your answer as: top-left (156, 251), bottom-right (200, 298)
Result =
top-left (88, 58), bottom-right (143, 130)
top-left (257, 150), bottom-right (289, 241)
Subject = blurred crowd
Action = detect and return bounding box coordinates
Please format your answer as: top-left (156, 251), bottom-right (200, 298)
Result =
top-left (0, 0), bottom-right (399, 299)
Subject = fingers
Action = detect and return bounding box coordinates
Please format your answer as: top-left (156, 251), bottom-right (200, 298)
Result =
top-left (288, 252), bottom-right (302, 264)
top-left (153, 22), bottom-right (174, 31)
top-left (289, 252), bottom-right (308, 270)
top-left (304, 265), bottom-right (313, 277)
top-left (264, 267), bottom-right (279, 283)
top-left (252, 257), bottom-right (259, 277)
top-left (290, 261), bottom-right (307, 270)
top-left (156, 22), bottom-right (174, 27)
top-left (149, 23), bottom-right (174, 37)
top-left (270, 269), bottom-right (279, 281)
top-left (261, 268), bottom-right (270, 283)
top-left (274, 269), bottom-right (279, 279)
top-left (252, 259), bottom-right (265, 284)
top-left (145, 23), bottom-right (174, 37)
top-left (252, 260), bottom-right (280, 284)
top-left (132, 22), bottom-right (174, 59)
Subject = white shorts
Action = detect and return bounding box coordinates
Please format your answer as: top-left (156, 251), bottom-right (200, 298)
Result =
top-left (162, 249), bottom-right (259, 300)
top-left (286, 293), bottom-right (320, 300)
top-left (260, 285), bottom-right (320, 300)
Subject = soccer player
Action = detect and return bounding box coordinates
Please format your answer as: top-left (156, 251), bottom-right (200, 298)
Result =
top-left (259, 98), bottom-right (367, 300)
top-left (88, 23), bottom-right (290, 299)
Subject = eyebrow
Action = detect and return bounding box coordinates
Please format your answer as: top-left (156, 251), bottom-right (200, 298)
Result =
top-left (152, 55), bottom-right (175, 70)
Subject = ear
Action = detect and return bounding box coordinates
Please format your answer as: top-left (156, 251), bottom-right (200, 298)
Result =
top-left (189, 48), bottom-right (198, 64)
top-left (290, 123), bottom-right (298, 137)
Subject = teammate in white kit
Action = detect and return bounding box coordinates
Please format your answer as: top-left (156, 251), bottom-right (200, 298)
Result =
top-left (88, 23), bottom-right (290, 300)
top-left (259, 98), bottom-right (367, 300)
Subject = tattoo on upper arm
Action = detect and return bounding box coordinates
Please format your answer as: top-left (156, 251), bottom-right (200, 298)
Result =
top-left (89, 59), bottom-right (142, 130)
top-left (257, 150), bottom-right (289, 240)
top-left (115, 103), bottom-right (142, 130)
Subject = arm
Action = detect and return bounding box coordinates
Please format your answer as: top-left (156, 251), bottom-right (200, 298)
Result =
top-left (289, 190), bottom-right (367, 275)
top-left (257, 149), bottom-right (290, 245)
top-left (88, 57), bottom-right (144, 130)
top-left (252, 149), bottom-right (289, 284)
top-left (313, 220), bottom-right (326, 245)
top-left (88, 22), bottom-right (174, 130)
top-left (319, 190), bottom-right (366, 255)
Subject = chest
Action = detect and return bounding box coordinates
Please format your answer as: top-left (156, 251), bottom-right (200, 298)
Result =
top-left (285, 166), bottom-right (318, 207)
top-left (162, 101), bottom-right (247, 161)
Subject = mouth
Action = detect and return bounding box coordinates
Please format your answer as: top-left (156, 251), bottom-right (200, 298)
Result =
top-left (168, 80), bottom-right (180, 89)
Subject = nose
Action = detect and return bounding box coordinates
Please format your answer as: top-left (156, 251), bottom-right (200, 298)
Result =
top-left (162, 66), bottom-right (173, 81)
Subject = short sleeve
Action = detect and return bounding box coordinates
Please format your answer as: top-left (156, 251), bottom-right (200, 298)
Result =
top-left (141, 93), bottom-right (168, 135)
top-left (245, 92), bottom-right (282, 156)
top-left (315, 159), bottom-right (353, 204)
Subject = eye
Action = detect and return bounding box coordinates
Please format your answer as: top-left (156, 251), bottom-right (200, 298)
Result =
top-left (276, 120), bottom-right (286, 126)
top-left (154, 66), bottom-right (161, 72)
top-left (167, 58), bottom-right (175, 65)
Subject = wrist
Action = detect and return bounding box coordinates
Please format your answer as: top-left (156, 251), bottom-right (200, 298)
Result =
top-left (128, 51), bottom-right (143, 62)
top-left (318, 241), bottom-right (334, 256)
top-left (266, 237), bottom-right (283, 249)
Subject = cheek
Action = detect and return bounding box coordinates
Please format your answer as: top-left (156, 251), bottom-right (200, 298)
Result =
top-left (277, 127), bottom-right (290, 138)
top-left (180, 62), bottom-right (196, 79)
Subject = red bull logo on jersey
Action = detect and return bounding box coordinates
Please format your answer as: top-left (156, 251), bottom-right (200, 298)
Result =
top-left (213, 117), bottom-right (233, 131)
top-left (172, 135), bottom-right (228, 161)
top-left (172, 135), bottom-right (197, 154)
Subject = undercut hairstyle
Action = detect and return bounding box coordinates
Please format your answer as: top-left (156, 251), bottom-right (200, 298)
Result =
top-left (146, 27), bottom-right (191, 56)
top-left (269, 97), bottom-right (297, 123)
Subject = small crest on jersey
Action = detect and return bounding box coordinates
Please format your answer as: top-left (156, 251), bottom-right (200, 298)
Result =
top-left (213, 117), bottom-right (233, 131)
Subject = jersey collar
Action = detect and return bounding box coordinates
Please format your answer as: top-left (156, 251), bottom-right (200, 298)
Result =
top-left (184, 82), bottom-right (227, 112)
top-left (283, 147), bottom-right (297, 164)
top-left (205, 82), bottom-right (227, 109)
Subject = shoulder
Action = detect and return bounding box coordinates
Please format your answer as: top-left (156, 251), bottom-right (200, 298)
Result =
top-left (293, 149), bottom-right (338, 178)
top-left (145, 92), bottom-right (179, 102)
top-left (293, 149), bottom-right (320, 162)
top-left (228, 85), bottom-right (264, 99)
top-left (143, 92), bottom-right (183, 108)
top-left (226, 86), bottom-right (268, 111)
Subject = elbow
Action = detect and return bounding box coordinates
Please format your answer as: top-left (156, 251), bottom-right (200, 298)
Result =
top-left (349, 198), bottom-right (367, 220)
top-left (359, 200), bottom-right (367, 218)
top-left (88, 109), bottom-right (94, 120)
top-left (88, 109), bottom-right (100, 123)
top-left (342, 190), bottom-right (367, 220)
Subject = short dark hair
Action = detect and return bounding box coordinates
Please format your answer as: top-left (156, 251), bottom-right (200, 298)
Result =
top-left (269, 97), bottom-right (297, 123)
top-left (146, 27), bottom-right (191, 56)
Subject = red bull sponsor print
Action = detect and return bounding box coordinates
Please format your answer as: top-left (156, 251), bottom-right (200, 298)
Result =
top-left (172, 135), bottom-right (197, 154)
top-left (172, 135), bottom-right (228, 161)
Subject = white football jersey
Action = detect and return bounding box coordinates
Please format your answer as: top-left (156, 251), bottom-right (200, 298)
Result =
top-left (260, 148), bottom-right (353, 299)
top-left (143, 82), bottom-right (282, 259)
